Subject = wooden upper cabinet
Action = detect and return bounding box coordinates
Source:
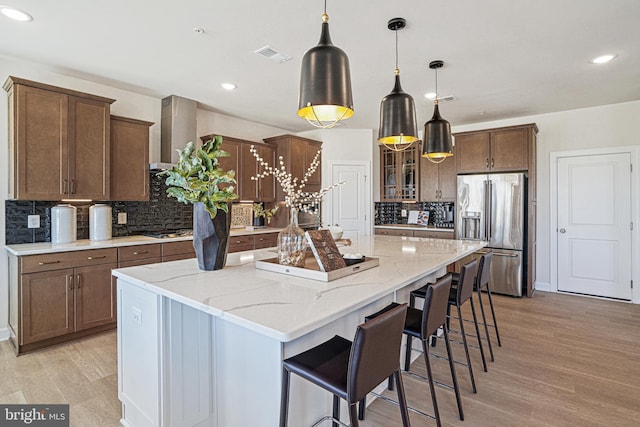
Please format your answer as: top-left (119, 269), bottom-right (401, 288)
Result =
top-left (4, 76), bottom-right (115, 200)
top-left (263, 134), bottom-right (323, 197)
top-left (420, 151), bottom-right (456, 202)
top-left (454, 124), bottom-right (535, 174)
top-left (110, 116), bottom-right (153, 201)
top-left (200, 134), bottom-right (275, 202)
top-left (380, 144), bottom-right (419, 201)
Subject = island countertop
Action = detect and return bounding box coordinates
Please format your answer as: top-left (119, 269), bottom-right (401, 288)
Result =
top-left (113, 235), bottom-right (485, 342)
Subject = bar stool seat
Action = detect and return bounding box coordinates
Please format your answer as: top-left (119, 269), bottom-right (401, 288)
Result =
top-left (280, 303), bottom-right (411, 427)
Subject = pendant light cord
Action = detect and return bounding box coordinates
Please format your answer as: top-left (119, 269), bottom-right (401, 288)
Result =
top-left (324, 0), bottom-right (327, 14)
top-left (395, 28), bottom-right (399, 70)
top-left (434, 67), bottom-right (438, 103)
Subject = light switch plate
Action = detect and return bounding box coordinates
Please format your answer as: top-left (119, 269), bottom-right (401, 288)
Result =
top-left (27, 215), bottom-right (40, 228)
top-left (117, 212), bottom-right (127, 224)
top-left (401, 209), bottom-right (407, 217)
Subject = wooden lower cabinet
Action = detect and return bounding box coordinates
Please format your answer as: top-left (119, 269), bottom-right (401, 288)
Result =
top-left (11, 248), bottom-right (118, 354)
top-left (162, 240), bottom-right (196, 262)
top-left (228, 232), bottom-right (279, 252)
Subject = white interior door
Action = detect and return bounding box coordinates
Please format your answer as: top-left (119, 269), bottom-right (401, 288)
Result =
top-left (557, 153), bottom-right (632, 299)
top-left (330, 163), bottom-right (369, 239)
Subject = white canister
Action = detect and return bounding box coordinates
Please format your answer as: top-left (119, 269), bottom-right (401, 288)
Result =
top-left (90, 204), bottom-right (112, 241)
top-left (51, 204), bottom-right (77, 244)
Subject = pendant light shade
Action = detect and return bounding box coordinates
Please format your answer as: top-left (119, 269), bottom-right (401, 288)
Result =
top-left (298, 11), bottom-right (354, 128)
top-left (422, 60), bottom-right (453, 163)
top-left (378, 18), bottom-right (418, 149)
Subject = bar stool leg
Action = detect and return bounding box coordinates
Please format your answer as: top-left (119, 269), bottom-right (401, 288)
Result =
top-left (348, 403), bottom-right (359, 427)
top-left (486, 286), bottom-right (502, 346)
top-left (469, 297), bottom-right (488, 372)
top-left (280, 368), bottom-right (291, 427)
top-left (443, 324), bottom-right (464, 420)
top-left (393, 370), bottom-right (412, 427)
top-left (332, 395), bottom-right (340, 427)
top-left (476, 287), bottom-right (495, 362)
top-left (422, 340), bottom-right (442, 427)
top-left (456, 305), bottom-right (477, 393)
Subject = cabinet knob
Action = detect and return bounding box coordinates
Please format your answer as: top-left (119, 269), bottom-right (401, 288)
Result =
top-left (132, 251), bottom-right (149, 255)
top-left (38, 260), bottom-right (61, 266)
top-left (491, 158), bottom-right (495, 168)
top-left (486, 158), bottom-right (489, 168)
top-left (87, 255), bottom-right (106, 260)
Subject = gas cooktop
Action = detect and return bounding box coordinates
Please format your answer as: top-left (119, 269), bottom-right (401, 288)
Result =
top-left (143, 229), bottom-right (193, 239)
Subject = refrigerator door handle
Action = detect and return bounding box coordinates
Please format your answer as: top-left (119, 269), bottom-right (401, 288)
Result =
top-left (488, 179), bottom-right (493, 240)
top-left (493, 252), bottom-right (519, 258)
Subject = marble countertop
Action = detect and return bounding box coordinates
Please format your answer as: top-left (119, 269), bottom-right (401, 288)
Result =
top-left (113, 235), bottom-right (486, 342)
top-left (374, 224), bottom-right (455, 232)
top-left (5, 227), bottom-right (283, 256)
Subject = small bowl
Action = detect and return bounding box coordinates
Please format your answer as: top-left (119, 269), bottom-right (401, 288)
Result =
top-left (328, 226), bottom-right (343, 240)
top-left (343, 255), bottom-right (365, 266)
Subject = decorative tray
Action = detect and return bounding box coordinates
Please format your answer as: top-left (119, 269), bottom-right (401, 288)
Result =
top-left (255, 255), bottom-right (379, 282)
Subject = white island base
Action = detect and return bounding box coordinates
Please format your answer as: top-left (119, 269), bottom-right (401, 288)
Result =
top-left (114, 236), bottom-right (485, 427)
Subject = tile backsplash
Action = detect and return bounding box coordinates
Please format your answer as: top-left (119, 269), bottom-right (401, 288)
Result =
top-left (375, 201), bottom-right (455, 228)
top-left (5, 172), bottom-right (193, 245)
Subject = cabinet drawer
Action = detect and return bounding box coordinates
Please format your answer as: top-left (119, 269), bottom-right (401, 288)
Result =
top-left (21, 248), bottom-right (117, 274)
top-left (118, 257), bottom-right (162, 268)
top-left (162, 253), bottom-right (195, 262)
top-left (374, 228), bottom-right (413, 237)
top-left (254, 233), bottom-right (278, 249)
top-left (413, 230), bottom-right (454, 239)
top-left (118, 244), bottom-right (162, 262)
top-left (162, 241), bottom-right (195, 257)
top-left (228, 235), bottom-right (254, 252)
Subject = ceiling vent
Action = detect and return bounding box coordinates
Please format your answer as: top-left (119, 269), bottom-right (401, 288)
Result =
top-left (437, 95), bottom-right (455, 102)
top-left (254, 45), bottom-right (292, 63)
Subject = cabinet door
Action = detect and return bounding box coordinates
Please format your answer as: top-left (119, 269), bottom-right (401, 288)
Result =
top-left (374, 228), bottom-right (413, 237)
top-left (420, 156), bottom-right (440, 201)
top-left (75, 262), bottom-right (118, 330)
top-left (304, 141), bottom-right (322, 190)
top-left (21, 268), bottom-right (74, 344)
top-left (289, 139), bottom-right (306, 190)
top-left (218, 139), bottom-right (240, 194)
top-left (239, 143), bottom-right (258, 200)
top-left (254, 232), bottom-right (278, 249)
top-left (228, 235), bottom-right (254, 252)
top-left (257, 145), bottom-right (276, 201)
top-left (399, 146), bottom-right (418, 200)
top-left (14, 85), bottom-right (69, 200)
top-left (437, 155), bottom-right (457, 201)
top-left (490, 128), bottom-right (529, 171)
top-left (68, 96), bottom-right (111, 199)
top-left (381, 147), bottom-right (399, 200)
top-left (110, 116), bottom-right (152, 201)
top-left (455, 132), bottom-right (490, 173)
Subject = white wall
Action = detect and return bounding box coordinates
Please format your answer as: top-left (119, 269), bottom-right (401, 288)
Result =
top-left (298, 129), bottom-right (375, 227)
top-left (197, 110), bottom-right (290, 143)
top-left (451, 100), bottom-right (640, 295)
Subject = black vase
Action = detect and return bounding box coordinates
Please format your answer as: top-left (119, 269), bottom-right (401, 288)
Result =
top-left (193, 202), bottom-right (231, 271)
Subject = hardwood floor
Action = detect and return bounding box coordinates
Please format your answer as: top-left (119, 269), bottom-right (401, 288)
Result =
top-left (0, 292), bottom-right (638, 426)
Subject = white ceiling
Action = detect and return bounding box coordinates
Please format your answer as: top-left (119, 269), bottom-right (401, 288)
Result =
top-left (2, 0), bottom-right (639, 133)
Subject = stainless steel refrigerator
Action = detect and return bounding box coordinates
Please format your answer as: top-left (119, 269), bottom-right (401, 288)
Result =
top-left (456, 173), bottom-right (526, 296)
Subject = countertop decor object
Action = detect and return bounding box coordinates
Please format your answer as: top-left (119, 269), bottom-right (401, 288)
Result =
top-left (305, 229), bottom-right (346, 272)
top-left (51, 204), bottom-right (76, 244)
top-left (249, 144), bottom-right (344, 267)
top-left (89, 204), bottom-right (112, 241)
top-left (159, 136), bottom-right (239, 270)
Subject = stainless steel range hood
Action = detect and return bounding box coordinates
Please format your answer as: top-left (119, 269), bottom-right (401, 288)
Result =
top-left (150, 95), bottom-right (197, 170)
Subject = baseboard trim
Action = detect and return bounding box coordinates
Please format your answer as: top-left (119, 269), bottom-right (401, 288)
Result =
top-left (0, 327), bottom-right (10, 342)
top-left (534, 281), bottom-right (552, 293)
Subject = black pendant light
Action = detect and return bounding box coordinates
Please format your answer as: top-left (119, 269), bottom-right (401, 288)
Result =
top-left (378, 17), bottom-right (418, 151)
top-left (298, 1), bottom-right (354, 128)
top-left (422, 60), bottom-right (454, 163)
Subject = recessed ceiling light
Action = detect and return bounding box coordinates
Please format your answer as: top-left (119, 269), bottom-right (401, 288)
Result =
top-left (424, 92), bottom-right (437, 100)
top-left (0, 6), bottom-right (33, 21)
top-left (221, 83), bottom-right (237, 91)
top-left (590, 54), bottom-right (616, 64)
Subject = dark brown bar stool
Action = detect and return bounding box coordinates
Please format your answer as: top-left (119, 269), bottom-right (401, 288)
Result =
top-left (472, 252), bottom-right (502, 352)
top-left (280, 303), bottom-right (411, 427)
top-left (358, 275), bottom-right (464, 426)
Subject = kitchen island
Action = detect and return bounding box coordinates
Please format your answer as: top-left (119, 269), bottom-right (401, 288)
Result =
top-left (113, 235), bottom-right (485, 427)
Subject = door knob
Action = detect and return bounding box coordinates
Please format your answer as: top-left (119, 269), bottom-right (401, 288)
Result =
top-left (559, 228), bottom-right (566, 233)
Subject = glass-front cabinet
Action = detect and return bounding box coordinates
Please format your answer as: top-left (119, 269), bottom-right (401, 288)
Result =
top-left (380, 144), bottom-right (419, 201)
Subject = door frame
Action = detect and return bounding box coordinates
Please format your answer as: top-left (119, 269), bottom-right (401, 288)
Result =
top-left (324, 160), bottom-right (372, 234)
top-left (549, 146), bottom-right (640, 303)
